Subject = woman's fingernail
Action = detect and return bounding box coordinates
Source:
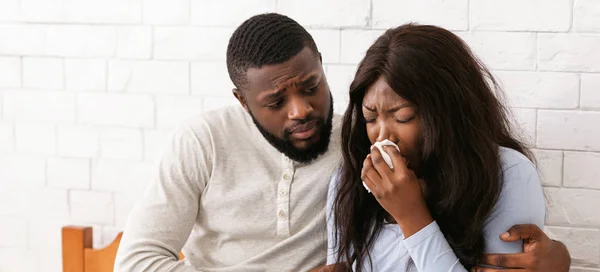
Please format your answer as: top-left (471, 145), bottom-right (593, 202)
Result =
top-left (500, 232), bottom-right (510, 238)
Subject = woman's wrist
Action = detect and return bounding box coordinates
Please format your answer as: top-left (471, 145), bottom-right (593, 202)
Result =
top-left (395, 205), bottom-right (434, 238)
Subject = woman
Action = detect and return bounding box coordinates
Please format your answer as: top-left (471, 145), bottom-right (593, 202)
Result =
top-left (326, 23), bottom-right (545, 271)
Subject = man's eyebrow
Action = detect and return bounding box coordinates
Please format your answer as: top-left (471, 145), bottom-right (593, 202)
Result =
top-left (264, 88), bottom-right (287, 100)
top-left (262, 73), bottom-right (320, 101)
top-left (299, 74), bottom-right (319, 86)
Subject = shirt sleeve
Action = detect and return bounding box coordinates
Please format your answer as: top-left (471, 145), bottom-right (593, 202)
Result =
top-left (403, 221), bottom-right (467, 272)
top-left (114, 123), bottom-right (212, 272)
top-left (326, 174), bottom-right (340, 265)
top-left (403, 159), bottom-right (545, 271)
top-left (481, 160), bottom-right (546, 253)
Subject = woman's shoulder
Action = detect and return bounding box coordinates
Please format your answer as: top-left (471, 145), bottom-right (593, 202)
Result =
top-left (483, 146), bottom-right (545, 254)
top-left (499, 146), bottom-right (535, 172)
top-left (496, 146), bottom-right (543, 199)
top-left (498, 147), bottom-right (538, 187)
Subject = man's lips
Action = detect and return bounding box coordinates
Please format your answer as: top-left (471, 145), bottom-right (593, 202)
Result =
top-left (289, 120), bottom-right (318, 140)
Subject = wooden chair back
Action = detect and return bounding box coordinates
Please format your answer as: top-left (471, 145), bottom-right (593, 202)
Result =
top-left (62, 226), bottom-right (184, 272)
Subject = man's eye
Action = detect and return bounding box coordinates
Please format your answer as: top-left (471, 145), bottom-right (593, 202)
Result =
top-left (267, 99), bottom-right (284, 109)
top-left (304, 87), bottom-right (317, 94)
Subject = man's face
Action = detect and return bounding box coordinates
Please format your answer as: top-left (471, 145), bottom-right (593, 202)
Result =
top-left (233, 47), bottom-right (333, 163)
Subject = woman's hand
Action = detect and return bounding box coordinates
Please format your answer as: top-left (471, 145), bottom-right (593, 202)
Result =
top-left (361, 145), bottom-right (433, 238)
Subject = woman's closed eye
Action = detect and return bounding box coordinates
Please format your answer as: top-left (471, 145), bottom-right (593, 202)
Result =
top-left (362, 114), bottom-right (414, 124)
top-left (362, 114), bottom-right (377, 123)
top-left (395, 116), bottom-right (415, 123)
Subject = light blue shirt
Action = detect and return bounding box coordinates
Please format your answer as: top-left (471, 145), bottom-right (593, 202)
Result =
top-left (326, 147), bottom-right (546, 271)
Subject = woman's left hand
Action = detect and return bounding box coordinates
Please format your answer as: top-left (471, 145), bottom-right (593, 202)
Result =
top-left (361, 145), bottom-right (433, 238)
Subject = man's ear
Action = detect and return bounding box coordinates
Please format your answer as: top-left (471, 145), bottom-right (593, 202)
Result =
top-left (233, 88), bottom-right (249, 112)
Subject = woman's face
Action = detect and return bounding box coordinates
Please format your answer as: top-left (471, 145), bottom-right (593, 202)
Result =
top-left (362, 76), bottom-right (422, 171)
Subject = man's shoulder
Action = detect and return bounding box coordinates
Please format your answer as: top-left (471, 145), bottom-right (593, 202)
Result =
top-left (331, 112), bottom-right (343, 134)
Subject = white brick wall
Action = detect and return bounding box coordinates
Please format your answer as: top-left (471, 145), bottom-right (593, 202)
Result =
top-left (190, 0), bottom-right (276, 26)
top-left (99, 128), bottom-right (143, 160)
top-left (372, 0), bottom-right (468, 30)
top-left (538, 34), bottom-right (600, 73)
top-left (538, 111), bottom-right (600, 151)
top-left (155, 95), bottom-right (204, 129)
top-left (143, 129), bottom-right (172, 161)
top-left (1, 1), bottom-right (599, 271)
top-left (108, 60), bottom-right (190, 94)
top-left (0, 122), bottom-right (14, 153)
top-left (496, 71), bottom-right (580, 108)
top-left (308, 29), bottom-right (341, 64)
top-left (143, 0), bottom-right (190, 25)
top-left (533, 149), bottom-right (563, 187)
top-left (564, 152), bottom-right (600, 190)
top-left (0, 0), bottom-right (20, 22)
top-left (511, 108), bottom-right (536, 145)
top-left (547, 188), bottom-right (600, 227)
top-left (77, 93), bottom-right (154, 127)
top-left (547, 226), bottom-right (600, 267)
top-left (56, 125), bottom-right (99, 158)
top-left (0, 217), bottom-right (27, 248)
top-left (91, 160), bottom-right (152, 193)
top-left (470, 0), bottom-right (572, 31)
top-left (65, 59), bottom-right (107, 91)
top-left (0, 155), bottom-right (46, 189)
top-left (340, 30), bottom-right (385, 64)
top-left (4, 90), bottom-right (76, 122)
top-left (0, 57), bottom-right (21, 88)
top-left (47, 158), bottom-right (91, 189)
top-left (20, 0), bottom-right (142, 24)
top-left (0, 249), bottom-right (36, 272)
top-left (69, 190), bottom-right (114, 225)
top-left (582, 74), bottom-right (600, 109)
top-left (153, 27), bottom-right (234, 60)
top-left (117, 26), bottom-right (152, 59)
top-left (574, 0), bottom-right (600, 32)
top-left (45, 25), bottom-right (117, 58)
top-left (190, 61), bottom-right (233, 96)
top-left (458, 32), bottom-right (537, 71)
top-left (15, 123), bottom-right (56, 156)
top-left (277, 0), bottom-right (370, 28)
top-left (23, 58), bottom-right (64, 89)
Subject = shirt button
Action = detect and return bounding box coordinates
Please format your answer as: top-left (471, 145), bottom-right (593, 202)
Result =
top-left (279, 210), bottom-right (286, 218)
top-left (283, 173), bottom-right (291, 180)
top-left (279, 190), bottom-right (287, 197)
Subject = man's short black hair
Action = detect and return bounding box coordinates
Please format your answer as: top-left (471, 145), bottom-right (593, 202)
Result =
top-left (226, 13), bottom-right (320, 89)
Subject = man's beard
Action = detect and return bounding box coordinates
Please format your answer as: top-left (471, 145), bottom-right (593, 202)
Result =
top-left (249, 97), bottom-right (334, 164)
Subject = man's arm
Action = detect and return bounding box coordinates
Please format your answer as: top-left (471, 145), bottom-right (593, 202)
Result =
top-left (114, 125), bottom-right (211, 272)
top-left (474, 224), bottom-right (571, 272)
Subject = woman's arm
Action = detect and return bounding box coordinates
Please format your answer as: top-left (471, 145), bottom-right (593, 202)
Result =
top-left (403, 156), bottom-right (545, 271)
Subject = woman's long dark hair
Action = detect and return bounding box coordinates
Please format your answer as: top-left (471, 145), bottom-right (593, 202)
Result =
top-left (333, 23), bottom-right (534, 270)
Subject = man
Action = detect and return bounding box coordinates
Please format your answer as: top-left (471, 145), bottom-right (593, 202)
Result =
top-left (115, 13), bottom-right (570, 272)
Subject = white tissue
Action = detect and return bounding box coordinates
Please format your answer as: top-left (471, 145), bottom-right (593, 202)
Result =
top-left (362, 139), bottom-right (400, 193)
top-left (373, 139), bottom-right (400, 169)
